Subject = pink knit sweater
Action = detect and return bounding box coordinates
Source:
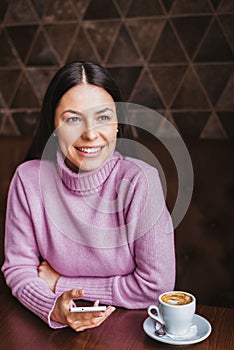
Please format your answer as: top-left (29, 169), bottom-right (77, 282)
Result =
top-left (2, 151), bottom-right (175, 328)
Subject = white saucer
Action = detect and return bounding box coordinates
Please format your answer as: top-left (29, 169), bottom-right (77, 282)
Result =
top-left (143, 314), bottom-right (212, 345)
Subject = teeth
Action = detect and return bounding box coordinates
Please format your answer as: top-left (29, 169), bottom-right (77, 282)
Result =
top-left (78, 147), bottom-right (101, 154)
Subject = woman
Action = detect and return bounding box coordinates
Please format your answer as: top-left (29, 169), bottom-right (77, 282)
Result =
top-left (2, 61), bottom-right (175, 332)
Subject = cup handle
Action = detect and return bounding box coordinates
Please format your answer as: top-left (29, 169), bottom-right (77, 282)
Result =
top-left (147, 305), bottom-right (164, 325)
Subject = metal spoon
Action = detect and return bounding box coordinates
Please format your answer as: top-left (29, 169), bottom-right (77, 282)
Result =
top-left (155, 321), bottom-right (167, 337)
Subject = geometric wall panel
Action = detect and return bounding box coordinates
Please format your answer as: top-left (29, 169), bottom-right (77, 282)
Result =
top-left (218, 14), bottom-right (234, 52)
top-left (26, 29), bottom-right (59, 66)
top-left (130, 70), bottom-right (164, 109)
top-left (85, 20), bottom-right (120, 61)
top-left (160, 0), bottom-right (174, 12)
top-left (195, 65), bottom-right (233, 106)
top-left (26, 69), bottom-right (57, 101)
top-left (200, 113), bottom-right (227, 139)
top-left (45, 24), bottom-right (78, 61)
top-left (12, 111), bottom-right (39, 135)
top-left (0, 30), bottom-right (19, 67)
top-left (126, 0), bottom-right (164, 17)
top-left (126, 18), bottom-right (165, 59)
top-left (114, 0), bottom-right (132, 16)
top-left (217, 112), bottom-right (234, 138)
top-left (218, 0), bottom-right (234, 12)
top-left (172, 68), bottom-right (210, 109)
top-left (150, 22), bottom-right (187, 63)
top-left (0, 70), bottom-right (21, 104)
top-left (171, 0), bottom-right (212, 14)
top-left (195, 19), bottom-right (233, 62)
top-left (6, 25), bottom-right (38, 62)
top-left (67, 27), bottom-right (99, 64)
top-left (173, 112), bottom-right (210, 138)
top-left (172, 16), bottom-right (211, 58)
top-left (0, 114), bottom-right (19, 135)
top-left (150, 65), bottom-right (187, 105)
top-left (108, 67), bottom-right (142, 101)
top-left (11, 73), bottom-right (40, 108)
top-left (216, 71), bottom-right (234, 110)
top-left (5, 0), bottom-right (37, 24)
top-left (31, 0), bottom-right (77, 21)
top-left (107, 25), bottom-right (142, 65)
top-left (0, 0), bottom-right (233, 138)
top-left (84, 0), bottom-right (120, 19)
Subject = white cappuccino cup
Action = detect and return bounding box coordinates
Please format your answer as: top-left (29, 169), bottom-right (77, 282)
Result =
top-left (148, 291), bottom-right (196, 336)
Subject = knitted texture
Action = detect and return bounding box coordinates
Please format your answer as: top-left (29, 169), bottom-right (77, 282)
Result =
top-left (2, 151), bottom-right (175, 328)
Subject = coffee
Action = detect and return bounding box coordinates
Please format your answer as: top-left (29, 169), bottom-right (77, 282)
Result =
top-left (148, 291), bottom-right (196, 336)
top-left (161, 292), bottom-right (192, 305)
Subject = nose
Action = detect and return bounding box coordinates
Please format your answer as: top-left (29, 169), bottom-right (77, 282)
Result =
top-left (81, 126), bottom-right (99, 140)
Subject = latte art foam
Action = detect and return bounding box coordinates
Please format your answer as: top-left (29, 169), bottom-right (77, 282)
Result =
top-left (161, 292), bottom-right (193, 305)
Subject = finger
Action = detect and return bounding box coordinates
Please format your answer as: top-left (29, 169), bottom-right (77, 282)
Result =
top-left (64, 289), bottom-right (85, 311)
top-left (89, 304), bottom-right (116, 319)
top-left (71, 306), bottom-right (116, 332)
top-left (40, 261), bottom-right (49, 268)
top-left (71, 289), bottom-right (85, 299)
top-left (105, 306), bottom-right (116, 317)
top-left (93, 299), bottom-right (99, 307)
top-left (66, 289), bottom-right (84, 309)
top-left (80, 307), bottom-right (116, 330)
top-left (72, 317), bottom-right (103, 332)
top-left (41, 260), bottom-right (48, 265)
top-left (69, 314), bottom-right (102, 332)
top-left (65, 289), bottom-right (84, 303)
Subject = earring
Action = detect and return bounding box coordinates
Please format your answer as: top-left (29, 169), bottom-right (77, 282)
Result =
top-left (116, 128), bottom-right (119, 133)
top-left (53, 132), bottom-right (57, 137)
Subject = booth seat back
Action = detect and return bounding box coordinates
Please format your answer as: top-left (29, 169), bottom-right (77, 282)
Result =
top-left (140, 137), bottom-right (234, 308)
top-left (0, 136), bottom-right (32, 262)
top-left (0, 136), bottom-right (233, 308)
top-left (0, 136), bottom-right (32, 213)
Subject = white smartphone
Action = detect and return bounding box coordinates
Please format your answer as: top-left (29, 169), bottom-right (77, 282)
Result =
top-left (69, 306), bottom-right (107, 313)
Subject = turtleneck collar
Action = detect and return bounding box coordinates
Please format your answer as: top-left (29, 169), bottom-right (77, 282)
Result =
top-left (56, 151), bottom-right (121, 195)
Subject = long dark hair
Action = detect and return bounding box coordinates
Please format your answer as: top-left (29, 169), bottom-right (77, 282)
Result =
top-left (26, 61), bottom-right (134, 160)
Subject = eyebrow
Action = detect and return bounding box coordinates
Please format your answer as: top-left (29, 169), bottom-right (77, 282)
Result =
top-left (61, 109), bottom-right (82, 117)
top-left (61, 107), bottom-right (114, 116)
top-left (95, 107), bottom-right (114, 115)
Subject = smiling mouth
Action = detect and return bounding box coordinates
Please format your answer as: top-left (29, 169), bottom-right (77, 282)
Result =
top-left (75, 146), bottom-right (104, 154)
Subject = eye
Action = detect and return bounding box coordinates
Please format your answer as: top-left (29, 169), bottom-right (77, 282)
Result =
top-left (65, 116), bottom-right (81, 124)
top-left (98, 115), bottom-right (111, 121)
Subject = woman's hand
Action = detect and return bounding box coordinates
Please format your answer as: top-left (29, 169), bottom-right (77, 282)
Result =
top-left (38, 261), bottom-right (60, 292)
top-left (51, 289), bottom-right (116, 332)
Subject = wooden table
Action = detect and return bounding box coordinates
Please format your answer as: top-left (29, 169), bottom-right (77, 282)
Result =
top-left (0, 284), bottom-right (233, 350)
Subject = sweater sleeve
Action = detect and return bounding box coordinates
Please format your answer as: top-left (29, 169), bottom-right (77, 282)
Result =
top-left (1, 170), bottom-right (65, 329)
top-left (55, 168), bottom-right (175, 309)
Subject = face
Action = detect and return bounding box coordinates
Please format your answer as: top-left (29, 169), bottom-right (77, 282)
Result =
top-left (54, 83), bottom-right (118, 172)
